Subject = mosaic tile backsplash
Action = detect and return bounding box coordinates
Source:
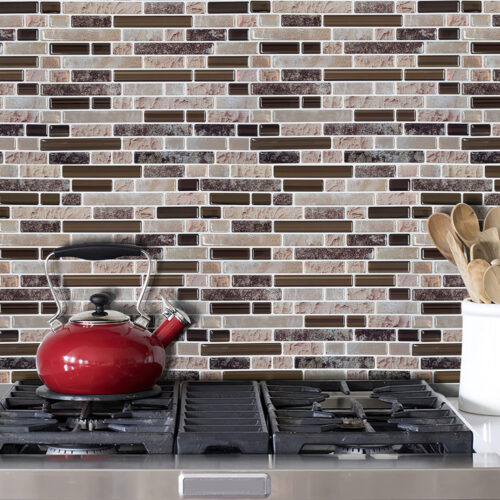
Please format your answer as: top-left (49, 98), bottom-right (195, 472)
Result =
top-left (1, 0), bottom-right (499, 384)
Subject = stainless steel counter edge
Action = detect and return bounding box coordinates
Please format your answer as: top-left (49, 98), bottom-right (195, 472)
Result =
top-left (1, 384), bottom-right (500, 500)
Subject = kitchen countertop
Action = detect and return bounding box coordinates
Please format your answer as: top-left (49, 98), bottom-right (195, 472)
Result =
top-left (0, 383), bottom-right (499, 500)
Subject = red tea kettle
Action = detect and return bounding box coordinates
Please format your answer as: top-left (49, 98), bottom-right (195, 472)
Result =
top-left (36, 243), bottom-right (191, 395)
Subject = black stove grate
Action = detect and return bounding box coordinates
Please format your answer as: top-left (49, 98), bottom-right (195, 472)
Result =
top-left (176, 381), bottom-right (269, 454)
top-left (261, 380), bottom-right (473, 455)
top-left (0, 380), bottom-right (179, 454)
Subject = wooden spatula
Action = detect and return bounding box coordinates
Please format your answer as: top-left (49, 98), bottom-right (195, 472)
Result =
top-left (446, 231), bottom-right (480, 303)
top-left (468, 259), bottom-right (492, 304)
top-left (426, 213), bottom-right (456, 265)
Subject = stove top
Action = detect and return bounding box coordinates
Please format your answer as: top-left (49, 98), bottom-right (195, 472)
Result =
top-left (261, 380), bottom-right (473, 455)
top-left (0, 380), bottom-right (473, 456)
top-left (0, 381), bottom-right (178, 454)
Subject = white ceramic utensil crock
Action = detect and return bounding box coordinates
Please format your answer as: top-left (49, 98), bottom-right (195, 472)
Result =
top-left (459, 299), bottom-right (500, 415)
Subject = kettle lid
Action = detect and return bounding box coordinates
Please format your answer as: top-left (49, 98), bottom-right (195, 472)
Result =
top-left (69, 293), bottom-right (130, 325)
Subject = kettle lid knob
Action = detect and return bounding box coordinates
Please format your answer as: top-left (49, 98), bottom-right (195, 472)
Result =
top-left (90, 293), bottom-right (110, 317)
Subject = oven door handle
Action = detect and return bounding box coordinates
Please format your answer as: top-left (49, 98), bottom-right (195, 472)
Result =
top-left (179, 473), bottom-right (270, 498)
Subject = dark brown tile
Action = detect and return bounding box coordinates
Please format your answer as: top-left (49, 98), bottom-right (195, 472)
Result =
top-left (324, 14), bottom-right (402, 26)
top-left (472, 43), bottom-right (500, 54)
top-left (50, 43), bottom-right (89, 55)
top-left (0, 303), bottom-right (38, 315)
top-left (211, 303), bottom-right (250, 314)
top-left (17, 29), bottom-right (38, 41)
top-left (418, 0), bottom-right (458, 12)
top-left (418, 55), bottom-right (459, 66)
top-left (208, 56), bottom-right (248, 68)
top-left (421, 302), bottom-right (461, 314)
top-left (368, 261), bottom-right (409, 273)
top-left (0, 193), bottom-right (38, 205)
top-left (64, 275), bottom-right (141, 287)
top-left (275, 275), bottom-right (352, 286)
top-left (223, 370), bottom-right (302, 380)
top-left (260, 42), bottom-right (300, 54)
top-left (405, 69), bottom-right (445, 80)
top-left (355, 275), bottom-right (395, 286)
top-left (208, 2), bottom-right (248, 13)
top-left (251, 0), bottom-right (270, 11)
top-left (462, 0), bottom-right (481, 11)
top-left (50, 97), bottom-right (89, 109)
top-left (325, 69), bottom-right (402, 80)
top-left (195, 70), bottom-right (235, 81)
top-left (211, 248), bottom-right (250, 260)
top-left (421, 193), bottom-right (460, 204)
top-left (157, 261), bottom-right (199, 273)
top-left (229, 29), bottom-right (248, 40)
top-left (63, 221), bottom-right (141, 233)
top-left (275, 221), bottom-right (352, 232)
top-left (0, 56), bottom-right (37, 68)
top-left (210, 330), bottom-right (230, 342)
top-left (397, 110), bottom-right (416, 121)
top-left (283, 180), bottom-right (323, 191)
top-left (211, 193), bottom-right (250, 204)
top-left (462, 138), bottom-right (500, 150)
top-left (145, 110), bottom-right (184, 122)
top-left (305, 316), bottom-right (345, 327)
top-left (274, 165), bottom-right (352, 178)
top-left (114, 16), bottom-right (192, 27)
top-left (18, 83), bottom-right (38, 93)
top-left (40, 138), bottom-right (120, 151)
top-left (201, 206), bottom-right (220, 218)
top-left (72, 180), bottom-right (112, 192)
top-left (412, 343), bottom-right (461, 356)
top-left (0, 2), bottom-right (38, 13)
top-left (251, 137), bottom-right (330, 149)
top-left (355, 110), bottom-right (394, 121)
top-left (186, 111), bottom-right (206, 122)
top-left (41, 2), bottom-right (60, 13)
top-left (63, 165), bottom-right (141, 178)
top-left (201, 343), bottom-right (281, 355)
top-left (389, 288), bottom-right (410, 300)
top-left (260, 96), bottom-right (300, 108)
top-left (439, 27), bottom-right (459, 39)
top-left (368, 207), bottom-right (409, 218)
top-left (1, 248), bottom-right (38, 259)
top-left (158, 206), bottom-right (199, 218)
top-left (114, 70), bottom-right (191, 82)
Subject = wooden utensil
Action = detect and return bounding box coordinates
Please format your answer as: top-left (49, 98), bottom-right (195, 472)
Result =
top-left (451, 203), bottom-right (480, 248)
top-left (446, 231), bottom-right (480, 302)
top-left (468, 259), bottom-right (491, 304)
top-left (484, 206), bottom-right (500, 232)
top-left (471, 242), bottom-right (490, 262)
top-left (476, 227), bottom-right (500, 263)
top-left (426, 213), bottom-right (456, 265)
top-left (483, 263), bottom-right (500, 304)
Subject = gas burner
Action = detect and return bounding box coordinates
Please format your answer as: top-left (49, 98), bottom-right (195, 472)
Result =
top-left (36, 385), bottom-right (162, 402)
top-left (335, 444), bottom-right (400, 455)
top-left (46, 445), bottom-right (117, 455)
top-left (0, 381), bottom-right (178, 455)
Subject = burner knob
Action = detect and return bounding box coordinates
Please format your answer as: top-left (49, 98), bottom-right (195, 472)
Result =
top-left (90, 293), bottom-right (110, 317)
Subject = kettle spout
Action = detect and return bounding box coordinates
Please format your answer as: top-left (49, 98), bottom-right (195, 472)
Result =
top-left (151, 297), bottom-right (191, 347)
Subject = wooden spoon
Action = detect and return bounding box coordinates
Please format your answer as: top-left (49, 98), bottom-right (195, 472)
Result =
top-left (426, 213), bottom-right (456, 265)
top-left (451, 203), bottom-right (480, 248)
top-left (476, 227), bottom-right (500, 263)
top-left (468, 259), bottom-right (492, 304)
top-left (483, 263), bottom-right (500, 304)
top-left (446, 231), bottom-right (480, 303)
top-left (484, 206), bottom-right (500, 232)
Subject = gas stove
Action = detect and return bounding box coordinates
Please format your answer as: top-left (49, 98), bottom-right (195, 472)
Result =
top-left (0, 381), bottom-right (178, 455)
top-left (0, 380), bottom-right (472, 457)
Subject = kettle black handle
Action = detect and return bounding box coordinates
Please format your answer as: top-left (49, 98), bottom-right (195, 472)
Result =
top-left (53, 243), bottom-right (142, 261)
top-left (46, 244), bottom-right (152, 330)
